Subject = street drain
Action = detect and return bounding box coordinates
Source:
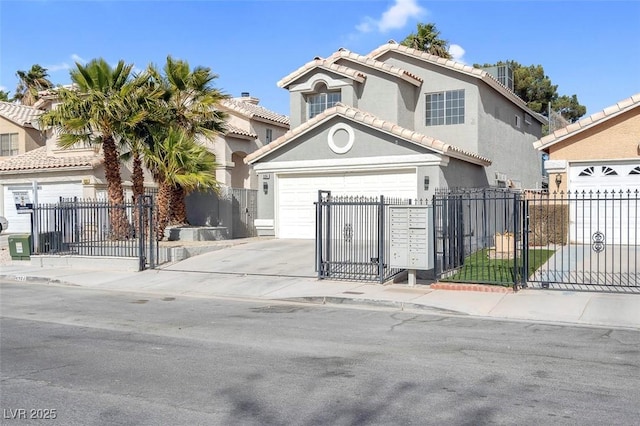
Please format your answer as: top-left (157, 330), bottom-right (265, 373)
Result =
top-left (131, 300), bottom-right (148, 304)
top-left (162, 297), bottom-right (175, 301)
top-left (343, 291), bottom-right (364, 295)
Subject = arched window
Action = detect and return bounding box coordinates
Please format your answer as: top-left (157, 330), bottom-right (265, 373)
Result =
top-left (306, 83), bottom-right (341, 119)
top-left (578, 166), bottom-right (595, 177)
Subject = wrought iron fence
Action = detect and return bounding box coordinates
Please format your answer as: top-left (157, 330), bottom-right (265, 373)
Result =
top-left (231, 188), bottom-right (258, 238)
top-left (524, 190), bottom-right (639, 291)
top-left (433, 188), bottom-right (524, 287)
top-left (315, 191), bottom-right (411, 283)
top-left (33, 196), bottom-right (158, 270)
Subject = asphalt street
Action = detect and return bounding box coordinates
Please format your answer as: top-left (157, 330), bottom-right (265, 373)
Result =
top-left (2, 281), bottom-right (639, 425)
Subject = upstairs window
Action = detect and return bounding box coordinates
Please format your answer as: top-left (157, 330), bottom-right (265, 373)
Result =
top-left (0, 133), bottom-right (18, 157)
top-left (266, 128), bottom-right (273, 143)
top-left (426, 89), bottom-right (464, 126)
top-left (307, 84), bottom-right (341, 119)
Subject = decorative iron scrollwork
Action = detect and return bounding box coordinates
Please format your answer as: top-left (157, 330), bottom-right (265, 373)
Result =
top-left (592, 231), bottom-right (605, 253)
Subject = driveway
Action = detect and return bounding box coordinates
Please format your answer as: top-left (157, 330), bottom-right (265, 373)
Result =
top-left (163, 238), bottom-right (317, 278)
top-left (530, 244), bottom-right (640, 289)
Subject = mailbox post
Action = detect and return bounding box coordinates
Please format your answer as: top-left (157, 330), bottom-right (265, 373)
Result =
top-left (389, 205), bottom-right (434, 286)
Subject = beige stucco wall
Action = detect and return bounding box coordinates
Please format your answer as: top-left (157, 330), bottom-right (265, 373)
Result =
top-left (544, 107), bottom-right (640, 192)
top-left (547, 108), bottom-right (640, 161)
top-left (0, 117), bottom-right (46, 159)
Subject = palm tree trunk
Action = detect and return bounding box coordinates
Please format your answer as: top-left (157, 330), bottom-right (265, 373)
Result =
top-left (169, 184), bottom-right (188, 225)
top-left (156, 180), bottom-right (172, 240)
top-left (102, 135), bottom-right (129, 239)
top-left (132, 153), bottom-right (144, 237)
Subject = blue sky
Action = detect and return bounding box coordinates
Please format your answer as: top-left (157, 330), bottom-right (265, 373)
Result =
top-left (1, 0), bottom-right (639, 117)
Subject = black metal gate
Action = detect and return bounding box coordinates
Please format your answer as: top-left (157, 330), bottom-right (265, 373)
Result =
top-left (315, 191), bottom-right (409, 282)
top-left (523, 190), bottom-right (639, 292)
top-left (433, 188), bottom-right (639, 292)
top-left (433, 189), bottom-right (525, 287)
top-left (33, 195), bottom-right (158, 271)
top-left (231, 188), bottom-right (257, 238)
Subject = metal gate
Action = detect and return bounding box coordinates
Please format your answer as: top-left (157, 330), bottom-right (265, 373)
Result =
top-left (33, 195), bottom-right (158, 271)
top-left (231, 188), bottom-right (257, 238)
top-left (434, 189), bottom-right (525, 287)
top-left (315, 191), bottom-right (410, 282)
top-left (524, 190), bottom-right (639, 292)
top-left (433, 189), bottom-right (639, 292)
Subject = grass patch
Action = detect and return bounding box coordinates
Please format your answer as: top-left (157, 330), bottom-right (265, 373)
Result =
top-left (441, 248), bottom-right (555, 286)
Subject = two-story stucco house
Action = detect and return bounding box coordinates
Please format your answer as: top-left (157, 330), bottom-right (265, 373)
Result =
top-left (0, 93), bottom-right (289, 234)
top-left (245, 41), bottom-right (546, 239)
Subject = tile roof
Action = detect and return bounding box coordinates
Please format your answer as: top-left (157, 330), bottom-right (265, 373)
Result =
top-left (533, 93), bottom-right (640, 150)
top-left (0, 146), bottom-right (101, 173)
top-left (367, 42), bottom-right (546, 124)
top-left (277, 58), bottom-right (367, 88)
top-left (245, 103), bottom-right (491, 166)
top-left (0, 101), bottom-right (43, 128)
top-left (224, 123), bottom-right (257, 139)
top-left (220, 98), bottom-right (290, 127)
top-left (327, 48), bottom-right (423, 86)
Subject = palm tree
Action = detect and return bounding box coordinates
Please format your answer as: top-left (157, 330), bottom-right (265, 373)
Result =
top-left (39, 59), bottom-right (143, 238)
top-left (145, 127), bottom-right (218, 239)
top-left (15, 64), bottom-right (53, 105)
top-left (147, 56), bottom-right (228, 225)
top-left (401, 23), bottom-right (452, 59)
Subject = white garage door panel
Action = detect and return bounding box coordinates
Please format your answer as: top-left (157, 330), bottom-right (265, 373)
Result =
top-left (3, 183), bottom-right (83, 233)
top-left (277, 170), bottom-right (416, 239)
top-left (569, 163), bottom-right (640, 245)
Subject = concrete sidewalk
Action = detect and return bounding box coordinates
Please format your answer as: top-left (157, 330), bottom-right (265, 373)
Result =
top-left (2, 254), bottom-right (639, 330)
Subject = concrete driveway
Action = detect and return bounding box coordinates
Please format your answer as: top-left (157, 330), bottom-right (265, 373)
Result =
top-left (163, 238), bottom-right (317, 278)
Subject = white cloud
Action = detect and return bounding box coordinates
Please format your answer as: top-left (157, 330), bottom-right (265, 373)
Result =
top-left (45, 54), bottom-right (87, 74)
top-left (71, 54), bottom-right (87, 65)
top-left (357, 0), bottom-right (426, 34)
top-left (449, 44), bottom-right (466, 64)
top-left (46, 62), bottom-right (70, 72)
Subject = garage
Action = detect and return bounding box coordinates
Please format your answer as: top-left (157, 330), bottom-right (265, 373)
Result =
top-left (3, 182), bottom-right (83, 233)
top-left (277, 169), bottom-right (417, 239)
top-left (569, 162), bottom-right (640, 244)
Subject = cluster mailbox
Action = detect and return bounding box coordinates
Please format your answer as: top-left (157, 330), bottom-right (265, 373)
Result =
top-left (389, 206), bottom-right (434, 270)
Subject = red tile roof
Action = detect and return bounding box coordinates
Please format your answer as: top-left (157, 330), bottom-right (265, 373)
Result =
top-left (0, 101), bottom-right (43, 128)
top-left (0, 146), bottom-right (101, 173)
top-left (534, 93), bottom-right (640, 150)
top-left (220, 98), bottom-right (290, 127)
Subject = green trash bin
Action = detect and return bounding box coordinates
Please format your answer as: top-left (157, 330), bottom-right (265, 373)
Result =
top-left (8, 234), bottom-right (32, 260)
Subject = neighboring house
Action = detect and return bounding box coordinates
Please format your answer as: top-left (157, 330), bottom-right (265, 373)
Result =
top-left (245, 41), bottom-right (546, 239)
top-left (0, 92), bottom-right (289, 235)
top-left (214, 94), bottom-right (290, 189)
top-left (533, 93), bottom-right (640, 245)
top-left (0, 101), bottom-right (46, 160)
top-left (534, 92), bottom-right (640, 194)
top-left (184, 94), bottom-right (290, 233)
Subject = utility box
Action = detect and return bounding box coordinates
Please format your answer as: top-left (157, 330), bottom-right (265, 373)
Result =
top-left (8, 234), bottom-right (32, 260)
top-left (389, 206), bottom-right (434, 270)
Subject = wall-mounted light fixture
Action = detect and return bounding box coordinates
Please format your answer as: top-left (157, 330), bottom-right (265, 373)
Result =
top-left (424, 176), bottom-right (430, 191)
top-left (555, 173), bottom-right (562, 190)
top-left (263, 181), bottom-right (269, 195)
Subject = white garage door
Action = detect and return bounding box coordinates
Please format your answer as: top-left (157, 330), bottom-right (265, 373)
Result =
top-left (277, 169), bottom-right (417, 239)
top-left (569, 163), bottom-right (640, 244)
top-left (3, 183), bottom-right (83, 233)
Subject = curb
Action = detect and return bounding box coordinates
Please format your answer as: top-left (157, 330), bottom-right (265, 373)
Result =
top-left (430, 283), bottom-right (514, 293)
top-left (283, 296), bottom-right (467, 315)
